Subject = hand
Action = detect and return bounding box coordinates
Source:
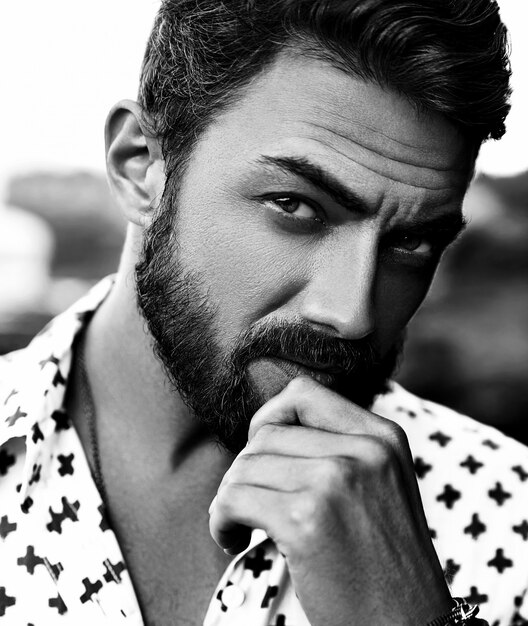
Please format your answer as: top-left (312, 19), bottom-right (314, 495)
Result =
top-left (209, 376), bottom-right (453, 626)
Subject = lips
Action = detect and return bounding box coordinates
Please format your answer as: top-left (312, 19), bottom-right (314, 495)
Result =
top-left (267, 356), bottom-right (340, 388)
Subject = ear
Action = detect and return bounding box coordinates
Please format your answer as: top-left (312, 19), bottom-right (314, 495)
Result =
top-left (105, 99), bottom-right (165, 228)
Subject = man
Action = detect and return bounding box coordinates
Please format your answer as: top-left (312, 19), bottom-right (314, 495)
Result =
top-left (1, 0), bottom-right (527, 624)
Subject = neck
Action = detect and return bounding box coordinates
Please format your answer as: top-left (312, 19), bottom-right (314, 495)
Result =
top-left (82, 267), bottom-right (224, 473)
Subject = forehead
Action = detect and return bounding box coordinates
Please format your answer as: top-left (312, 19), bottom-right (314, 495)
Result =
top-left (184, 49), bottom-right (472, 219)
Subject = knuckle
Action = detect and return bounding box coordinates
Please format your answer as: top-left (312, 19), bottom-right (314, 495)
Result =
top-left (362, 436), bottom-right (397, 472)
top-left (216, 483), bottom-right (238, 515)
top-left (287, 494), bottom-right (321, 540)
top-left (234, 452), bottom-right (257, 472)
top-left (285, 374), bottom-right (317, 396)
top-left (225, 452), bottom-right (262, 485)
top-left (223, 457), bottom-right (245, 482)
top-left (381, 419), bottom-right (409, 450)
top-left (251, 422), bottom-right (281, 446)
top-left (333, 455), bottom-right (357, 485)
top-left (316, 456), bottom-right (355, 490)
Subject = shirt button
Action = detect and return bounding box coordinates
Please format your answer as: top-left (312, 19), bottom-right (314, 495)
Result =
top-left (222, 584), bottom-right (245, 609)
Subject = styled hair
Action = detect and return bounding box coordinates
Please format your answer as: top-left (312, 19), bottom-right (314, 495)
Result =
top-left (138, 0), bottom-right (511, 176)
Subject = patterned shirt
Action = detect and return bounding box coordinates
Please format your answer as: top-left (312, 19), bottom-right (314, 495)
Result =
top-left (1, 277), bottom-right (528, 626)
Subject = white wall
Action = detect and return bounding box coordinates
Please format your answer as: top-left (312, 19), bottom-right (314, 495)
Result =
top-left (0, 0), bottom-right (161, 192)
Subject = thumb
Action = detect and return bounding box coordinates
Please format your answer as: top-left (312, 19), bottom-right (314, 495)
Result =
top-left (247, 375), bottom-right (315, 442)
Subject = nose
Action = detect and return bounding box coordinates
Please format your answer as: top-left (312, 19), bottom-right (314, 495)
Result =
top-left (299, 230), bottom-right (377, 340)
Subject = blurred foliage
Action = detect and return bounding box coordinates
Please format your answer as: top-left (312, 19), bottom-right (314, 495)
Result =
top-left (2, 170), bottom-right (528, 443)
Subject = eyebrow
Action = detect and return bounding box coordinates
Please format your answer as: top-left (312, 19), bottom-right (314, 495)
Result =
top-left (392, 212), bottom-right (468, 247)
top-left (257, 154), bottom-right (467, 241)
top-left (258, 154), bottom-right (372, 215)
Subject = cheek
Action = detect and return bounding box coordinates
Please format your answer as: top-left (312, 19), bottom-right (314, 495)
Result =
top-left (174, 198), bottom-right (310, 337)
top-left (374, 266), bottom-right (435, 351)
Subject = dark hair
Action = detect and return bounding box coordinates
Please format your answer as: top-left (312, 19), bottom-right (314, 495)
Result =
top-left (138, 0), bottom-right (511, 177)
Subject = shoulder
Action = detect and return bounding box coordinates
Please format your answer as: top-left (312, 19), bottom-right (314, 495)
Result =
top-left (374, 381), bottom-right (528, 467)
top-left (0, 276), bottom-right (115, 446)
top-left (373, 382), bottom-right (528, 523)
top-left (374, 383), bottom-right (528, 621)
top-left (0, 344), bottom-right (43, 444)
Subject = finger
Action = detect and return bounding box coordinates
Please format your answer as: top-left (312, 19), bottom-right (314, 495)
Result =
top-left (246, 425), bottom-right (420, 506)
top-left (209, 483), bottom-right (288, 554)
top-left (249, 377), bottom-right (428, 537)
top-left (214, 440), bottom-right (413, 557)
top-left (249, 375), bottom-right (390, 440)
top-left (222, 452), bottom-right (335, 492)
top-left (249, 377), bottom-right (413, 483)
top-left (247, 423), bottom-right (383, 459)
top-left (250, 376), bottom-right (411, 469)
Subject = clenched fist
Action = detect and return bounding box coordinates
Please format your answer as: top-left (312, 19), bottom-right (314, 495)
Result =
top-left (209, 376), bottom-right (454, 626)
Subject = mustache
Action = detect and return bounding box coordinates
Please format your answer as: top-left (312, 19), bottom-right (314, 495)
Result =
top-left (229, 320), bottom-right (380, 375)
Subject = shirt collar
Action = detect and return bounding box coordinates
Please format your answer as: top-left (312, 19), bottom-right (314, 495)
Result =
top-left (0, 276), bottom-right (115, 497)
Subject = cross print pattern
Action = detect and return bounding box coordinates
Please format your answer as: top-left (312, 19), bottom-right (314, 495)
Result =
top-left (31, 422), bottom-right (44, 444)
top-left (467, 586), bottom-right (489, 606)
top-left (429, 431), bottom-right (452, 447)
top-left (103, 558), bottom-right (125, 584)
top-left (46, 497), bottom-right (80, 534)
top-left (444, 559), bottom-right (461, 585)
top-left (460, 455), bottom-right (484, 475)
top-left (3, 389), bottom-right (18, 405)
top-left (20, 496), bottom-right (34, 514)
top-left (488, 549), bottom-right (513, 574)
top-left (261, 584), bottom-right (278, 608)
top-left (244, 547), bottom-right (273, 578)
top-left (464, 513), bottom-right (487, 540)
top-left (513, 521), bottom-right (528, 541)
top-left (57, 453), bottom-right (74, 476)
top-left (44, 558), bottom-right (64, 582)
top-left (489, 482), bottom-right (512, 506)
top-left (48, 593), bottom-right (67, 615)
top-left (513, 466), bottom-right (528, 482)
top-left (0, 448), bottom-right (15, 476)
top-left (79, 577), bottom-right (103, 604)
top-left (0, 515), bottom-right (17, 539)
top-left (51, 409), bottom-right (70, 432)
top-left (0, 278), bottom-right (143, 623)
top-left (17, 545), bottom-right (44, 574)
top-left (216, 580), bottom-right (233, 612)
top-left (414, 456), bottom-right (432, 479)
top-left (436, 484), bottom-right (462, 509)
top-left (5, 406), bottom-right (27, 428)
top-left (0, 276), bottom-right (528, 626)
top-left (0, 587), bottom-right (16, 617)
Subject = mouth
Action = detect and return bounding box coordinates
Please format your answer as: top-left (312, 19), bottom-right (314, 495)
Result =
top-left (267, 356), bottom-right (342, 388)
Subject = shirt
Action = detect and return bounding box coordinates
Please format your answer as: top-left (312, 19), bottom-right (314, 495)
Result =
top-left (1, 277), bottom-right (528, 626)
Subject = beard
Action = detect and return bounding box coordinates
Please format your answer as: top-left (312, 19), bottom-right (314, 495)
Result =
top-left (135, 198), bottom-right (404, 454)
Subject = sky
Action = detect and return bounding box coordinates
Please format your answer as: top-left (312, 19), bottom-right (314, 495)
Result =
top-left (0, 0), bottom-right (526, 197)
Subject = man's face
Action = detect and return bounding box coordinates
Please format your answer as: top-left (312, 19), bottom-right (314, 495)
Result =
top-left (136, 51), bottom-right (471, 452)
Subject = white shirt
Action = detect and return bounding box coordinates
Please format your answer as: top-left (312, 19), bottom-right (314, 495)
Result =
top-left (1, 277), bottom-right (528, 625)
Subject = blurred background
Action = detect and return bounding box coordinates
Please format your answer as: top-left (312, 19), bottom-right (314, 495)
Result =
top-left (0, 1), bottom-right (527, 443)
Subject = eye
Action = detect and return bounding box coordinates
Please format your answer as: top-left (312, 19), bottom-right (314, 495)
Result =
top-left (266, 196), bottom-right (320, 221)
top-left (391, 233), bottom-right (434, 256)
